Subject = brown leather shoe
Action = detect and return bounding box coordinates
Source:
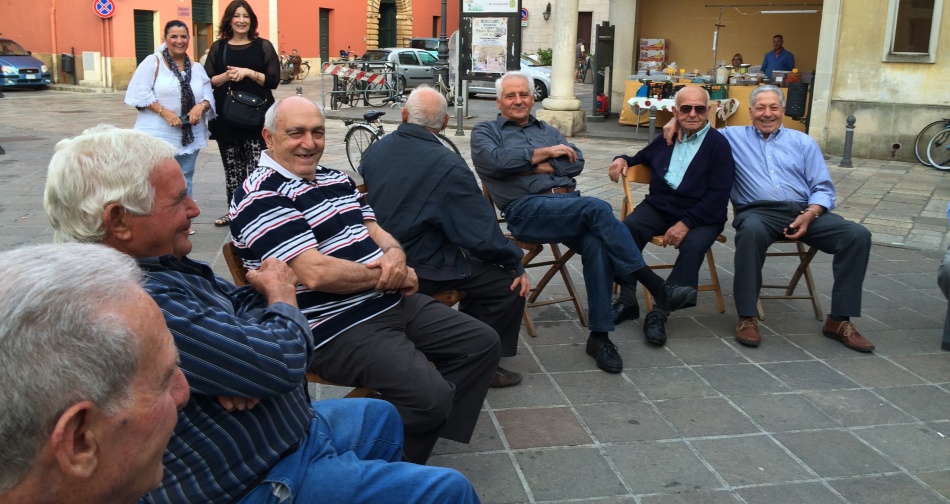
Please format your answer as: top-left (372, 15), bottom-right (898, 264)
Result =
top-left (735, 317), bottom-right (761, 347)
top-left (490, 366), bottom-right (523, 388)
top-left (822, 316), bottom-right (875, 353)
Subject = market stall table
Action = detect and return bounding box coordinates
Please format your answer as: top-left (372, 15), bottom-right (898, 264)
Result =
top-left (624, 97), bottom-right (740, 130)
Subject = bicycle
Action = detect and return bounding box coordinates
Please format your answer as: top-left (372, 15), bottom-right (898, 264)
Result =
top-left (432, 65), bottom-right (455, 106)
top-left (343, 95), bottom-right (460, 171)
top-left (294, 60), bottom-right (310, 81)
top-left (362, 62), bottom-right (399, 107)
top-left (926, 120), bottom-right (950, 169)
top-left (576, 55), bottom-right (591, 84)
top-left (914, 118), bottom-right (950, 167)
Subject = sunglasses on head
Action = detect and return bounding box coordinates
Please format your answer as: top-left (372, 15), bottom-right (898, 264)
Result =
top-left (677, 105), bottom-right (708, 114)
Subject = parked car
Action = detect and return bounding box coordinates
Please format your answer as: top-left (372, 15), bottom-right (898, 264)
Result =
top-left (0, 37), bottom-right (51, 89)
top-left (467, 55), bottom-right (551, 101)
top-left (360, 47), bottom-right (439, 93)
top-left (409, 38), bottom-right (440, 57)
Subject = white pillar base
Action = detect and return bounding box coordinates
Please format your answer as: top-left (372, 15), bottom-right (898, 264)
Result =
top-left (536, 108), bottom-right (587, 137)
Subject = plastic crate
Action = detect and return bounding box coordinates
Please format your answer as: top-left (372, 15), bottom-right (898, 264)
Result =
top-left (703, 84), bottom-right (729, 100)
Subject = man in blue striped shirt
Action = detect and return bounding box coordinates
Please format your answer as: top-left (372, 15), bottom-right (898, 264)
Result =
top-left (44, 125), bottom-right (481, 504)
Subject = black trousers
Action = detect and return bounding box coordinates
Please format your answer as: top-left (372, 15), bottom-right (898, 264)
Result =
top-left (617, 201), bottom-right (724, 310)
top-left (732, 201), bottom-right (871, 318)
top-left (308, 294), bottom-right (500, 464)
top-left (417, 258), bottom-right (525, 357)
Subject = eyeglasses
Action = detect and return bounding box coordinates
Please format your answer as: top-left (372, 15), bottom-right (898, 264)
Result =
top-left (677, 105), bottom-right (708, 115)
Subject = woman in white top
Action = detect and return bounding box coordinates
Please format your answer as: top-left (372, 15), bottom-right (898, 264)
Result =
top-left (125, 20), bottom-right (214, 205)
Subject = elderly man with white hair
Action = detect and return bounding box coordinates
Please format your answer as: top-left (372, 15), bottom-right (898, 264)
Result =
top-left (360, 85), bottom-right (529, 389)
top-left (0, 242), bottom-right (190, 504)
top-left (44, 125), bottom-right (482, 503)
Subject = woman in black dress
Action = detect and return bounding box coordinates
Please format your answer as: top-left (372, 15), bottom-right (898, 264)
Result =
top-left (204, 0), bottom-right (279, 227)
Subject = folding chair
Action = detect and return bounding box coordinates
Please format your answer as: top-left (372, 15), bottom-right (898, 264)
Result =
top-left (480, 185), bottom-right (589, 337)
top-left (222, 242), bottom-right (377, 398)
top-left (756, 239), bottom-right (823, 321)
top-left (621, 163), bottom-right (726, 313)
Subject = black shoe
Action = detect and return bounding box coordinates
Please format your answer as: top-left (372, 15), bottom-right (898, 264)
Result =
top-left (643, 311), bottom-right (668, 346)
top-left (586, 335), bottom-right (623, 373)
top-left (654, 282), bottom-right (697, 312)
top-left (490, 366), bottom-right (523, 388)
top-left (611, 298), bottom-right (640, 325)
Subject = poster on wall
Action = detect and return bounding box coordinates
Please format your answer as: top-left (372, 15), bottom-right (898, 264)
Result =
top-left (463, 0), bottom-right (518, 13)
top-left (471, 17), bottom-right (508, 73)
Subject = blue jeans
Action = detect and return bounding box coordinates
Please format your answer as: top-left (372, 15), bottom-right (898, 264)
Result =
top-left (505, 193), bottom-right (647, 332)
top-left (175, 151), bottom-right (199, 198)
top-left (240, 399), bottom-right (480, 504)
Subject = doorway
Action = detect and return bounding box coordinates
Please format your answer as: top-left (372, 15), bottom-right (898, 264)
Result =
top-left (320, 9), bottom-right (330, 62)
top-left (133, 10), bottom-right (155, 65)
top-left (379, 0), bottom-right (397, 48)
top-left (577, 12), bottom-right (592, 52)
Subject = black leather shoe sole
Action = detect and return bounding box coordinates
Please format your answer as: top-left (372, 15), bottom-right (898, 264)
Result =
top-left (612, 299), bottom-right (640, 325)
top-left (655, 282), bottom-right (697, 312)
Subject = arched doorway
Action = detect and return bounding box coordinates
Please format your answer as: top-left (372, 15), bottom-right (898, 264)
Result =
top-left (366, 0), bottom-right (412, 49)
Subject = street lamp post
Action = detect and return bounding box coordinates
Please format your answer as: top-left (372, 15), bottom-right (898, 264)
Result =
top-left (436, 0), bottom-right (449, 89)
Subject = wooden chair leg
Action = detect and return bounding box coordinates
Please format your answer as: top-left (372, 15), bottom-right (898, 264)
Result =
top-left (704, 249), bottom-right (726, 313)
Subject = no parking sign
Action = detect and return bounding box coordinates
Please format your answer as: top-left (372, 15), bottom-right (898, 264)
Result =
top-left (94, 0), bottom-right (115, 19)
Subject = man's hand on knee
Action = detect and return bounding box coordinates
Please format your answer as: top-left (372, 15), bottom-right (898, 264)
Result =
top-left (664, 222), bottom-right (690, 249)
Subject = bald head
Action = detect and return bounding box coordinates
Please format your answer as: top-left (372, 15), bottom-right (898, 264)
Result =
top-left (674, 86), bottom-right (711, 136)
top-left (261, 96), bottom-right (326, 180)
top-left (403, 85), bottom-right (448, 131)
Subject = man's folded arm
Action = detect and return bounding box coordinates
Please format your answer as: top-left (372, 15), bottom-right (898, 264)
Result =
top-left (144, 280), bottom-right (313, 398)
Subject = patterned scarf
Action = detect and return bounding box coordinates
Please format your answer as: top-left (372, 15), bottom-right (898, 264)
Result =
top-left (162, 46), bottom-right (195, 146)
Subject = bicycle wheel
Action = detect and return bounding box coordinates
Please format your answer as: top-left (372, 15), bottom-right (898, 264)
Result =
top-left (927, 128), bottom-right (950, 170)
top-left (364, 81), bottom-right (392, 107)
top-left (915, 119), bottom-right (947, 166)
top-left (344, 79), bottom-right (361, 107)
top-left (300, 63), bottom-right (310, 81)
top-left (438, 133), bottom-right (461, 156)
top-left (345, 125), bottom-right (379, 170)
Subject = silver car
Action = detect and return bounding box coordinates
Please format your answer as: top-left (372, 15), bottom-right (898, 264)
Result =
top-left (466, 55), bottom-right (551, 101)
top-left (360, 48), bottom-right (439, 93)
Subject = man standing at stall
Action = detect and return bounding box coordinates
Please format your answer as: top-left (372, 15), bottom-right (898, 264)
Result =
top-left (761, 34), bottom-right (795, 80)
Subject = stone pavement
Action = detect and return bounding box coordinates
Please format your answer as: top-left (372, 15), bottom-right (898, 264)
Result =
top-left (1, 83), bottom-right (949, 504)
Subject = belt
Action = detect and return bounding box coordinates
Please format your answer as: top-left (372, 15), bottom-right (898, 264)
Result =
top-left (538, 186), bottom-right (573, 195)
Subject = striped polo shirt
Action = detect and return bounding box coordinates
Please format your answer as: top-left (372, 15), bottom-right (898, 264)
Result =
top-left (230, 152), bottom-right (400, 347)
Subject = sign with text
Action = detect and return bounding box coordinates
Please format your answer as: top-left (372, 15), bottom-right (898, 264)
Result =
top-left (458, 0), bottom-right (522, 81)
top-left (463, 0), bottom-right (518, 14)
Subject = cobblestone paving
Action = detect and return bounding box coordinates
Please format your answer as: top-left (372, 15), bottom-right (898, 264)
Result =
top-left (1, 83), bottom-right (948, 503)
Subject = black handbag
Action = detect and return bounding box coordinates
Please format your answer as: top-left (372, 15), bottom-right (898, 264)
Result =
top-left (222, 88), bottom-right (266, 128)
top-left (218, 43), bottom-right (267, 129)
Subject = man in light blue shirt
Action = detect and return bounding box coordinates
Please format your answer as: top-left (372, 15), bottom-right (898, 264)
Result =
top-left (761, 34), bottom-right (795, 80)
top-left (724, 86), bottom-right (873, 352)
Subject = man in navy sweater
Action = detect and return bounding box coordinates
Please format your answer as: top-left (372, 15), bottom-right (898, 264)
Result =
top-left (608, 86), bottom-right (736, 345)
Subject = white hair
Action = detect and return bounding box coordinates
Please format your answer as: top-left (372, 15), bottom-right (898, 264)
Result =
top-left (405, 85), bottom-right (447, 130)
top-left (0, 243), bottom-right (144, 492)
top-left (494, 71), bottom-right (532, 97)
top-left (750, 84), bottom-right (786, 108)
top-left (43, 125), bottom-right (175, 244)
top-left (264, 96), bottom-right (326, 133)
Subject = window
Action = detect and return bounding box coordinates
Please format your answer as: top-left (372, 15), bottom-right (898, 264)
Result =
top-left (419, 51), bottom-right (438, 65)
top-left (883, 0), bottom-right (944, 62)
top-left (398, 52), bottom-right (418, 65)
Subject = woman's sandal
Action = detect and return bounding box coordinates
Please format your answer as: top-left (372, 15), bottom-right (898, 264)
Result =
top-left (214, 215), bottom-right (230, 227)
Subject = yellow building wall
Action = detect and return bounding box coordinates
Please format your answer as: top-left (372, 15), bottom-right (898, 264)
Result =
top-left (823, 1), bottom-right (950, 161)
top-left (636, 2), bottom-right (821, 76)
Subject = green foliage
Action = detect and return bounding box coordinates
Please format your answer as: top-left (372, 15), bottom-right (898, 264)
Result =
top-left (537, 48), bottom-right (552, 66)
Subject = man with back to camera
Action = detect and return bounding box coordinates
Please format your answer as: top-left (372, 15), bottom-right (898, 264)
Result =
top-left (470, 71), bottom-right (698, 375)
top-left (44, 125), bottom-right (482, 503)
top-left (665, 85), bottom-right (874, 353)
top-left (0, 242), bottom-right (189, 504)
top-left (608, 86), bottom-right (736, 346)
top-left (761, 34), bottom-right (795, 80)
top-left (360, 85), bottom-right (529, 388)
top-left (229, 96), bottom-right (500, 464)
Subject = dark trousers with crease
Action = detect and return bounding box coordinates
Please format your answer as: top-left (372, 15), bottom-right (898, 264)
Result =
top-left (616, 201), bottom-right (724, 309)
top-left (308, 294), bottom-right (500, 464)
top-left (732, 201), bottom-right (871, 318)
top-left (418, 258), bottom-right (525, 358)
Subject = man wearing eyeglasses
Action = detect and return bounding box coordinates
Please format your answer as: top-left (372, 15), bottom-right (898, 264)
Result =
top-left (608, 86), bottom-right (736, 346)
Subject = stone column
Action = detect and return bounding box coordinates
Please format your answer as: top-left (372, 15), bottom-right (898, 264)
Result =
top-left (609, 0), bottom-right (637, 115)
top-left (536, 0), bottom-right (585, 136)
